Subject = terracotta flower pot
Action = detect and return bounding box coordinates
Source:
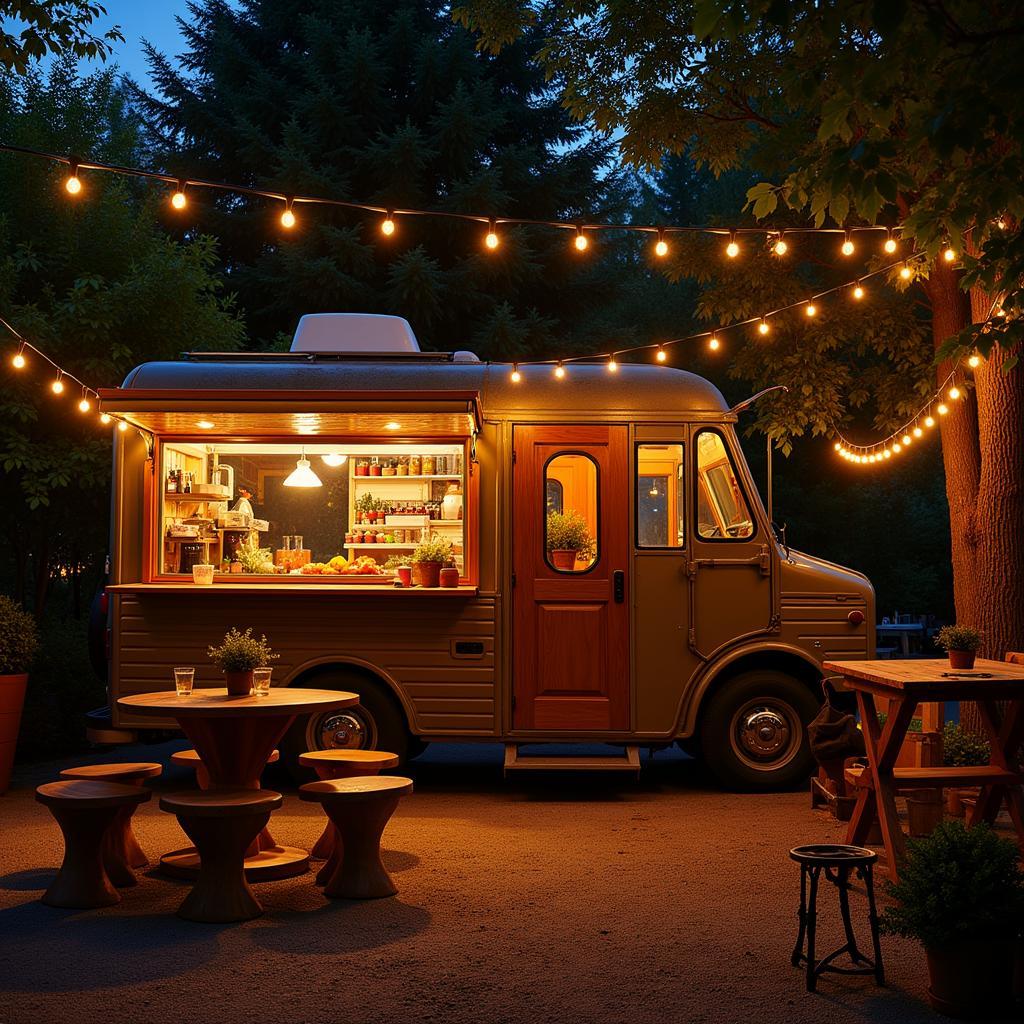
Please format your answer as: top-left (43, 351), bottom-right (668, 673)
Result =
top-left (550, 549), bottom-right (578, 571)
top-left (926, 939), bottom-right (1016, 1018)
top-left (0, 673), bottom-right (28, 795)
top-left (948, 649), bottom-right (977, 670)
top-left (417, 561), bottom-right (442, 588)
top-left (223, 669), bottom-right (255, 696)
top-left (439, 567), bottom-right (460, 588)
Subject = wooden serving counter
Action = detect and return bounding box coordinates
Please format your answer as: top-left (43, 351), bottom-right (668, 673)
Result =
top-left (107, 582), bottom-right (479, 596)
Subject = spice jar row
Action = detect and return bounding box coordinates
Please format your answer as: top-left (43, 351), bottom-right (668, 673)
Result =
top-left (352, 454), bottom-right (462, 476)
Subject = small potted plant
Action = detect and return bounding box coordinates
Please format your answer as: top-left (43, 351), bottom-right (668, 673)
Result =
top-left (207, 627), bottom-right (279, 696)
top-left (0, 595), bottom-right (38, 794)
top-left (935, 624), bottom-right (983, 669)
top-left (546, 510), bottom-right (596, 571)
top-left (412, 534), bottom-right (454, 588)
top-left (880, 820), bottom-right (1024, 1017)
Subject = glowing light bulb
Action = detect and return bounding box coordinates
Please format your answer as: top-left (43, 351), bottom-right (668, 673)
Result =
top-left (805, 303), bottom-right (817, 318)
top-left (656, 346), bottom-right (667, 362)
top-left (758, 318), bottom-right (770, 336)
top-left (883, 449), bottom-right (892, 459)
top-left (968, 355), bottom-right (980, 368)
top-left (841, 233), bottom-right (855, 256)
top-left (554, 362), bottom-right (566, 379)
top-left (12, 349), bottom-right (26, 369)
top-left (65, 170), bottom-right (82, 195)
top-left (485, 219), bottom-right (499, 250)
top-left (51, 377), bottom-right (64, 395)
top-left (510, 365), bottom-right (521, 384)
top-left (913, 426), bottom-right (923, 438)
top-left (171, 185), bottom-right (187, 209)
top-left (853, 284), bottom-right (865, 300)
top-left (280, 202), bottom-right (296, 229)
top-left (938, 403), bottom-right (949, 415)
top-left (78, 396), bottom-right (91, 413)
top-left (948, 385), bottom-right (961, 400)
top-left (884, 235), bottom-right (897, 254)
top-left (892, 443), bottom-right (901, 453)
top-left (726, 234), bottom-right (739, 258)
top-left (574, 227), bottom-right (588, 252)
top-left (100, 413), bottom-right (111, 425)
top-left (708, 335), bottom-right (720, 351)
top-left (900, 263), bottom-right (912, 280)
top-left (902, 434), bottom-right (912, 445)
top-left (925, 416), bottom-right (935, 428)
top-left (833, 442), bottom-right (842, 451)
top-left (381, 212), bottom-right (395, 236)
top-left (654, 230), bottom-right (668, 257)
top-left (117, 420), bottom-right (128, 432)
top-left (773, 236), bottom-right (788, 256)
top-left (607, 357), bottom-right (618, 373)
top-left (943, 246), bottom-right (956, 262)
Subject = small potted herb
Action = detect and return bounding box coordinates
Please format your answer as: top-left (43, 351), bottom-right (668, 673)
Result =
top-left (412, 535), bottom-right (454, 588)
top-left (880, 820), bottom-right (1024, 1017)
top-left (207, 628), bottom-right (279, 695)
top-left (0, 595), bottom-right (38, 794)
top-left (935, 625), bottom-right (983, 670)
top-left (546, 510), bottom-right (596, 571)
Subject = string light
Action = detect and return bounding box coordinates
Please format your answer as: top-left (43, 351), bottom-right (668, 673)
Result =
top-left (64, 162), bottom-right (81, 195)
top-left (170, 182), bottom-right (187, 209)
top-left (900, 263), bottom-right (912, 280)
top-left (607, 355), bottom-right (618, 373)
top-left (943, 245), bottom-right (957, 262)
top-left (852, 282), bottom-right (865, 300)
top-left (12, 344), bottom-right (26, 369)
top-left (758, 318), bottom-right (770, 335)
top-left (913, 426), bottom-right (923, 438)
top-left (510, 364), bottom-right (521, 384)
top-left (948, 385), bottom-right (961, 400)
top-left (280, 199), bottom-right (296, 229)
top-left (772, 233), bottom-right (788, 256)
top-left (78, 391), bottom-right (91, 413)
top-left (381, 211), bottom-right (395, 236)
top-left (51, 374), bottom-right (64, 395)
top-left (655, 345), bottom-right (667, 362)
top-left (968, 354), bottom-right (980, 368)
top-left (708, 335), bottom-right (721, 351)
top-left (938, 402), bottom-right (949, 415)
top-left (100, 413), bottom-right (111, 425)
top-left (924, 415), bottom-right (935, 428)
top-left (574, 226), bottom-right (588, 252)
top-left (841, 231), bottom-right (855, 256)
top-left (654, 229), bottom-right (668, 258)
top-left (805, 303), bottom-right (817, 318)
top-left (884, 230), bottom-right (897, 254)
top-left (726, 232), bottom-right (739, 258)
top-left (117, 420), bottom-right (128, 432)
top-left (485, 219), bottom-right (499, 250)
top-left (554, 361), bottom-right (566, 379)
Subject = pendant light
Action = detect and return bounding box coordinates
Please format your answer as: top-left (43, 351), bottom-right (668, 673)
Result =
top-left (321, 454), bottom-right (347, 467)
top-left (284, 448), bottom-right (322, 488)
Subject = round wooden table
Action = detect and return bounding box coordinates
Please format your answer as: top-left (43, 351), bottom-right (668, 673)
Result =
top-left (117, 688), bottom-right (358, 880)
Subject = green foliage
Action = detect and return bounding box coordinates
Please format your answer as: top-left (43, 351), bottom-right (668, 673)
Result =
top-left (0, 2), bottom-right (123, 75)
top-left (0, 593), bottom-right (38, 674)
top-left (236, 547), bottom-right (275, 575)
top-left (412, 534), bottom-right (454, 564)
top-left (207, 627), bottom-right (279, 672)
top-left (934, 624), bottom-right (982, 652)
top-left (545, 509), bottom-right (596, 556)
top-left (879, 821), bottom-right (1024, 949)
top-left (942, 722), bottom-right (991, 768)
top-left (355, 492), bottom-right (382, 514)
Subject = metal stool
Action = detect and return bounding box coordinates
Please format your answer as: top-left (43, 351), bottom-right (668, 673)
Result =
top-left (789, 844), bottom-right (884, 992)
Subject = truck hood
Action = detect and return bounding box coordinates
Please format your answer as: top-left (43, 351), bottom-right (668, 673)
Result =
top-left (780, 547), bottom-right (874, 604)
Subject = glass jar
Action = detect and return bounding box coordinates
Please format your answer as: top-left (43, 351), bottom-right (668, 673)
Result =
top-left (409, 454), bottom-right (421, 475)
top-left (356, 459), bottom-right (369, 476)
top-left (396, 458), bottom-right (408, 476)
top-left (421, 455), bottom-right (435, 475)
top-left (369, 457), bottom-right (382, 477)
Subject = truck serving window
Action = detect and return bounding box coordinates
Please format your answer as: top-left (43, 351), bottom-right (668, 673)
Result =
top-left (157, 440), bottom-right (467, 579)
top-left (544, 452), bottom-right (599, 573)
top-left (695, 431), bottom-right (754, 540)
top-left (636, 444), bottom-right (684, 548)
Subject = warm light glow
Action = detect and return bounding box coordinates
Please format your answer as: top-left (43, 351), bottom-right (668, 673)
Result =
top-left (283, 449), bottom-right (322, 488)
top-left (925, 415), bottom-right (935, 428)
top-left (805, 303), bottom-right (817, 318)
top-left (709, 335), bottom-right (720, 351)
top-left (758, 319), bottom-right (770, 335)
top-left (892, 443), bottom-right (901, 453)
top-left (841, 233), bottom-right (855, 256)
top-left (938, 403), bottom-right (949, 415)
top-left (773, 235), bottom-right (788, 256)
top-left (834, 442), bottom-right (842, 451)
top-left (510, 365), bottom-right (521, 383)
top-left (65, 174), bottom-right (82, 195)
top-left (485, 219), bottom-right (499, 250)
top-left (196, 420), bottom-right (215, 429)
top-left (321, 454), bottom-right (348, 467)
top-left (78, 396), bottom-right (91, 413)
top-left (655, 346), bottom-right (667, 362)
top-left (902, 434), bottom-right (912, 445)
top-left (654, 236), bottom-right (668, 258)
top-left (381, 213), bottom-right (395, 236)
top-left (607, 357), bottom-right (618, 373)
top-left (12, 350), bottom-right (26, 369)
top-left (385, 421), bottom-right (401, 430)
top-left (51, 377), bottom-right (64, 395)
top-left (574, 227), bottom-right (588, 252)
top-left (171, 187), bottom-right (187, 210)
top-left (100, 413), bottom-right (111, 425)
top-left (943, 246), bottom-right (956, 262)
top-left (726, 235), bottom-right (739, 258)
top-left (913, 426), bottom-right (923, 438)
top-left (853, 284), bottom-right (865, 300)
top-left (900, 263), bottom-right (912, 280)
top-left (948, 385), bottom-right (961, 400)
top-left (884, 235), bottom-right (897, 254)
top-left (968, 354), bottom-right (980, 368)
top-left (117, 420), bottom-right (128, 432)
top-left (883, 449), bottom-right (891, 459)
top-left (554, 362), bottom-right (566, 379)
top-left (280, 203), bottom-right (296, 229)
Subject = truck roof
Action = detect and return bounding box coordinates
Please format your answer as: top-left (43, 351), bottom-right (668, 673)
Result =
top-left (120, 354), bottom-right (731, 419)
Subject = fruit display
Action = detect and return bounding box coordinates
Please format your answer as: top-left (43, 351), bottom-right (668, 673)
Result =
top-left (296, 554), bottom-right (388, 578)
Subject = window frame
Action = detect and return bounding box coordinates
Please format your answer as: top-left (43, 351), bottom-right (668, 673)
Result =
top-left (542, 449), bottom-right (601, 575)
top-left (693, 427), bottom-right (758, 544)
top-left (633, 441), bottom-right (686, 551)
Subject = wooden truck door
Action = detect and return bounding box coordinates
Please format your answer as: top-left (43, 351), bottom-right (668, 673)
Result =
top-left (689, 426), bottom-right (774, 658)
top-left (512, 425), bottom-right (630, 730)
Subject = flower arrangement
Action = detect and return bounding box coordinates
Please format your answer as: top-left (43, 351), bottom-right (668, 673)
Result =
top-left (412, 534), bottom-right (454, 565)
top-left (546, 510), bottom-right (596, 557)
top-left (236, 546), bottom-right (275, 574)
top-left (0, 595), bottom-right (38, 676)
top-left (207, 628), bottom-right (279, 673)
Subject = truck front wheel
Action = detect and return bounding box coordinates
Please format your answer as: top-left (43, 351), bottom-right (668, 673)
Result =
top-left (699, 670), bottom-right (818, 791)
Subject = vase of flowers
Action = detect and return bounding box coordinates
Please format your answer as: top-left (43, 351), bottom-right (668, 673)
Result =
top-left (935, 625), bottom-right (983, 670)
top-left (207, 628), bottom-right (279, 695)
top-left (546, 510), bottom-right (596, 571)
top-left (412, 535), bottom-right (455, 588)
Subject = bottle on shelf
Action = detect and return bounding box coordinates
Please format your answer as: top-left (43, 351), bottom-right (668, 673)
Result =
top-left (167, 469), bottom-right (178, 493)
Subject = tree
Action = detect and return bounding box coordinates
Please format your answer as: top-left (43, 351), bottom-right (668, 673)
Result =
top-left (0, 1), bottom-right (122, 75)
top-left (0, 58), bottom-right (245, 616)
top-left (129, 0), bottom-right (694, 358)
top-left (455, 0), bottom-right (1024, 663)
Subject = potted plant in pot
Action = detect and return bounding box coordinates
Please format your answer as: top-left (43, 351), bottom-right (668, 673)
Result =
top-left (207, 628), bottom-right (279, 696)
top-left (0, 595), bottom-right (38, 795)
top-left (546, 509), bottom-right (595, 571)
top-left (935, 625), bottom-right (983, 670)
top-left (412, 534), bottom-right (454, 588)
top-left (880, 820), bottom-right (1024, 1018)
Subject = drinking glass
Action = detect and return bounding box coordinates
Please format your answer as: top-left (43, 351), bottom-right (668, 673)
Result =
top-left (174, 667), bottom-right (195, 697)
top-left (252, 667), bottom-right (273, 697)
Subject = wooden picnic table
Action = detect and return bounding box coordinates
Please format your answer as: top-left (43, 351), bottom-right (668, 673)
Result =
top-left (118, 687), bottom-right (358, 880)
top-left (823, 659), bottom-right (1024, 881)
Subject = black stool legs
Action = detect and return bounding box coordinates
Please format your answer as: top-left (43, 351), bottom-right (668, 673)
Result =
top-left (792, 861), bottom-right (884, 991)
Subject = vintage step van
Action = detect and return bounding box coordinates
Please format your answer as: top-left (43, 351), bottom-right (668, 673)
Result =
top-left (95, 313), bottom-right (874, 789)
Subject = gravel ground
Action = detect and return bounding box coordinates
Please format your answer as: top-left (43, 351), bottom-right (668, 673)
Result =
top-left (0, 742), bottom-right (1016, 1024)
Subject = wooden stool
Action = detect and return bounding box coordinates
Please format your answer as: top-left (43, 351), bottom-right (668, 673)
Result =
top-left (59, 762), bottom-right (161, 886)
top-left (159, 789), bottom-right (283, 923)
top-left (298, 749), bottom-right (400, 873)
top-left (166, 747), bottom-right (281, 870)
top-left (36, 780), bottom-right (151, 908)
top-left (299, 776), bottom-right (412, 899)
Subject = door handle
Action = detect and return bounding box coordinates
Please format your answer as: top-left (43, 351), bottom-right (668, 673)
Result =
top-left (613, 570), bottom-right (625, 603)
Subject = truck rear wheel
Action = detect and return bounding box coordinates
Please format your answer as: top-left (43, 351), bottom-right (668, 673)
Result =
top-left (699, 670), bottom-right (818, 791)
top-left (280, 669), bottom-right (412, 782)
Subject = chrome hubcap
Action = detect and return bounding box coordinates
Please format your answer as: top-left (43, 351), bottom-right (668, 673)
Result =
top-left (730, 699), bottom-right (801, 771)
top-left (740, 709), bottom-right (790, 758)
top-left (317, 710), bottom-right (370, 750)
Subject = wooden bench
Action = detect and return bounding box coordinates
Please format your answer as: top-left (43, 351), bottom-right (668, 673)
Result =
top-left (36, 780), bottom-right (151, 908)
top-left (58, 762), bottom-right (161, 886)
top-left (299, 776), bottom-right (412, 899)
top-left (298, 749), bottom-right (400, 871)
top-left (159, 789), bottom-right (283, 922)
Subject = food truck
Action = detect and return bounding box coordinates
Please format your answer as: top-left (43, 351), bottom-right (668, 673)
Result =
top-left (94, 313), bottom-right (874, 790)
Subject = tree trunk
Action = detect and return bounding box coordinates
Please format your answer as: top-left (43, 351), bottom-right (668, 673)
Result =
top-left (925, 261), bottom-right (1024, 735)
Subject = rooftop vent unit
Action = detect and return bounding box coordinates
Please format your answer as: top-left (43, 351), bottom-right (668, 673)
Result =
top-left (290, 313), bottom-right (421, 353)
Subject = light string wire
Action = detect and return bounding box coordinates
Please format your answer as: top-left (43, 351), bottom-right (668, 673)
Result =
top-left (0, 140), bottom-right (907, 242)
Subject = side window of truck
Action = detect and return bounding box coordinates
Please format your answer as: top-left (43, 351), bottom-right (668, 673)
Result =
top-left (544, 452), bottom-right (599, 573)
top-left (695, 431), bottom-right (754, 540)
top-left (636, 444), bottom-right (684, 548)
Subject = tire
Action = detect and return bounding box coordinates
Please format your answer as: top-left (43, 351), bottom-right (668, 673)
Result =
top-left (280, 668), bottom-right (412, 783)
top-left (699, 669), bottom-right (819, 792)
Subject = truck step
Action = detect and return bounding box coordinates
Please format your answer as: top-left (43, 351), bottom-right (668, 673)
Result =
top-left (503, 743), bottom-right (641, 777)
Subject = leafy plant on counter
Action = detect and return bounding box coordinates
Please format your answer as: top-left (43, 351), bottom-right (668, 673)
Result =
top-left (355, 493), bottom-right (381, 514)
top-left (545, 509), bottom-right (596, 557)
top-left (207, 628), bottom-right (279, 673)
top-left (943, 722), bottom-right (991, 768)
top-left (412, 534), bottom-right (454, 565)
top-left (236, 546), bottom-right (275, 574)
top-left (934, 625), bottom-right (983, 653)
top-left (0, 595), bottom-right (38, 674)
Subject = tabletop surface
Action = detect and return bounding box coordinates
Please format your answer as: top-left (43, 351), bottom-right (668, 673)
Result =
top-left (824, 658), bottom-right (1024, 692)
top-left (117, 687), bottom-right (359, 717)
